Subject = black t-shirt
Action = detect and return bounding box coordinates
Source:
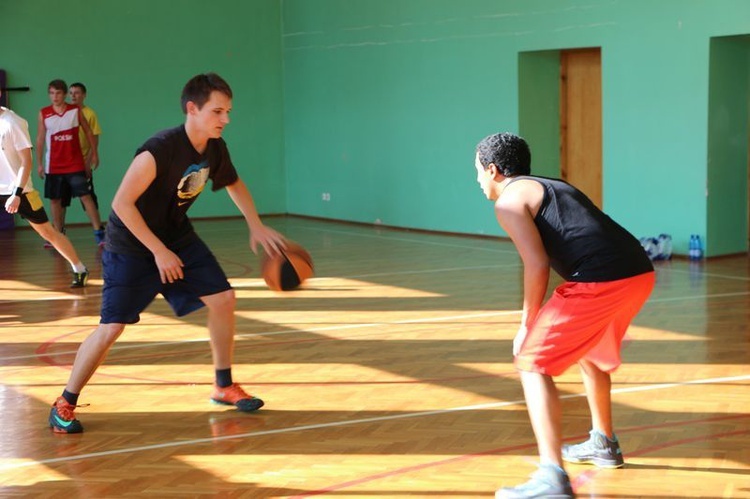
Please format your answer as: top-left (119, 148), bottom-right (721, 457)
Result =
top-left (106, 125), bottom-right (239, 255)
top-left (508, 176), bottom-right (653, 282)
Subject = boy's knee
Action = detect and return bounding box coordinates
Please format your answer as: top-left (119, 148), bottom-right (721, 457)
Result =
top-left (97, 323), bottom-right (126, 343)
top-left (206, 289), bottom-right (236, 311)
top-left (31, 222), bottom-right (55, 240)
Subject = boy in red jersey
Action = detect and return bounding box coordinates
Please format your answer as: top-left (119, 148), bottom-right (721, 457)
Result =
top-left (36, 79), bottom-right (105, 245)
top-left (57, 82), bottom-right (105, 246)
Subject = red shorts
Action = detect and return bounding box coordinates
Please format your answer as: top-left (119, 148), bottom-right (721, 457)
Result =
top-left (514, 271), bottom-right (655, 376)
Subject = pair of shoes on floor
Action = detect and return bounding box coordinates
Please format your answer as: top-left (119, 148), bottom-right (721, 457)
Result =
top-left (49, 384), bottom-right (264, 434)
top-left (495, 430), bottom-right (624, 498)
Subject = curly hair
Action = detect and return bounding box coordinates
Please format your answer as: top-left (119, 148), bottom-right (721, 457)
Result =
top-left (475, 132), bottom-right (531, 177)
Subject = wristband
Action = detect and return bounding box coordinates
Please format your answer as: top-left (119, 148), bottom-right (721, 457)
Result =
top-left (14, 187), bottom-right (23, 196)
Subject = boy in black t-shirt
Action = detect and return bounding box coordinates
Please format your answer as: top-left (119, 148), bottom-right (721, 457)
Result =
top-left (49, 73), bottom-right (288, 434)
top-left (474, 133), bottom-right (654, 498)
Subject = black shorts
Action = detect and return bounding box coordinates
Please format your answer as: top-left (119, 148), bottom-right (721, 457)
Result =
top-left (0, 190), bottom-right (49, 224)
top-left (44, 172), bottom-right (92, 200)
top-left (61, 175), bottom-right (96, 208)
top-left (100, 238), bottom-right (232, 324)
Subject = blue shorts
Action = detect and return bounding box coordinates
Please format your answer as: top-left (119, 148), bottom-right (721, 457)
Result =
top-left (100, 238), bottom-right (232, 324)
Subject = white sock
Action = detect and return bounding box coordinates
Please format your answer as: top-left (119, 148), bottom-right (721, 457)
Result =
top-left (72, 263), bottom-right (87, 273)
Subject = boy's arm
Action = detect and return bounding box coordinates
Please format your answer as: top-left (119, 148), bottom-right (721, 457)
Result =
top-left (494, 181), bottom-right (550, 354)
top-left (4, 147), bottom-right (32, 214)
top-left (14, 148), bottom-right (33, 189)
top-left (35, 112), bottom-right (46, 178)
top-left (78, 109), bottom-right (99, 172)
top-left (112, 150), bottom-right (183, 283)
top-left (225, 178), bottom-right (286, 256)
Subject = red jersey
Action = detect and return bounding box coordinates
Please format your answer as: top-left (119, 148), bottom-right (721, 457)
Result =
top-left (41, 104), bottom-right (85, 174)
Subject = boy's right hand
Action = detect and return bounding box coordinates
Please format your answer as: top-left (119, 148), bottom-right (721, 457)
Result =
top-left (154, 247), bottom-right (184, 284)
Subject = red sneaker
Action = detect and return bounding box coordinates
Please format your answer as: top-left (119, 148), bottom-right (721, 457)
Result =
top-left (49, 396), bottom-right (84, 434)
top-left (210, 383), bottom-right (264, 412)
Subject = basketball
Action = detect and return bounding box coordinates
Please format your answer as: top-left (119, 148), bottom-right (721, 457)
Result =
top-left (261, 241), bottom-right (314, 291)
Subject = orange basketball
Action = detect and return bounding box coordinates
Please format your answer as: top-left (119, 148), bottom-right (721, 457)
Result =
top-left (261, 241), bottom-right (314, 291)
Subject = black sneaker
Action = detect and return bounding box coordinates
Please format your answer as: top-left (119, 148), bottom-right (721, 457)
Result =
top-left (70, 270), bottom-right (89, 288)
top-left (563, 429), bottom-right (624, 468)
top-left (49, 396), bottom-right (84, 434)
top-left (495, 463), bottom-right (575, 498)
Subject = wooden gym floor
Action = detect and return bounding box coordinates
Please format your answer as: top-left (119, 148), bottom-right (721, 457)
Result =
top-left (0, 216), bottom-right (748, 498)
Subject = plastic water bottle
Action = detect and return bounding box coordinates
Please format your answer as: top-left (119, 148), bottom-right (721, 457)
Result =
top-left (640, 237), bottom-right (659, 260)
top-left (689, 234), bottom-right (704, 261)
top-left (655, 234), bottom-right (672, 260)
top-left (688, 234), bottom-right (696, 260)
top-left (694, 234), bottom-right (703, 260)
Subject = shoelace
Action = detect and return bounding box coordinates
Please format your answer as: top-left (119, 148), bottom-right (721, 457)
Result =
top-left (225, 384), bottom-right (252, 399)
top-left (55, 400), bottom-right (90, 420)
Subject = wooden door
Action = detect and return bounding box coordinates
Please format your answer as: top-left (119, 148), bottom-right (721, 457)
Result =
top-left (560, 48), bottom-right (602, 207)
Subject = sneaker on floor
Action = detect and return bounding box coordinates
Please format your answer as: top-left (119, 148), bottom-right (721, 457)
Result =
top-left (210, 383), bottom-right (264, 412)
top-left (94, 228), bottom-right (106, 248)
top-left (563, 429), bottom-right (624, 468)
top-left (70, 269), bottom-right (89, 288)
top-left (495, 463), bottom-right (575, 499)
top-left (49, 396), bottom-right (84, 434)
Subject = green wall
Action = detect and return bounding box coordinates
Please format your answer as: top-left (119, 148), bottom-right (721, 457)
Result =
top-left (5, 1), bottom-right (750, 256)
top-left (282, 0), bottom-right (750, 255)
top-left (707, 36), bottom-right (750, 256)
top-left (2, 0), bottom-right (285, 227)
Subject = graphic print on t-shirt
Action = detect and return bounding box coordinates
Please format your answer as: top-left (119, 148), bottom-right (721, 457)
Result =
top-left (176, 161), bottom-right (210, 206)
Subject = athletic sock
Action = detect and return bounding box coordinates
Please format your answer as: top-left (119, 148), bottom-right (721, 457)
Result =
top-left (215, 368), bottom-right (233, 388)
top-left (72, 262), bottom-right (87, 273)
top-left (62, 389), bottom-right (79, 406)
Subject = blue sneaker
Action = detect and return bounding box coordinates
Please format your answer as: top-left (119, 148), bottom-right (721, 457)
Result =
top-left (563, 429), bottom-right (624, 468)
top-left (496, 463), bottom-right (575, 498)
top-left (49, 396), bottom-right (84, 434)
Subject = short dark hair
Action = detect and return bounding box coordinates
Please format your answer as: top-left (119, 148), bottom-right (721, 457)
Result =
top-left (476, 132), bottom-right (531, 177)
top-left (48, 79), bottom-right (68, 93)
top-left (180, 73), bottom-right (233, 113)
top-left (70, 82), bottom-right (87, 93)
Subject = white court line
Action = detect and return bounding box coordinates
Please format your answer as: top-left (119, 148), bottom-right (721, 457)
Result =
top-left (190, 220), bottom-right (518, 254)
top-left (0, 373), bottom-right (747, 473)
top-left (0, 310), bottom-right (521, 362)
top-left (346, 262), bottom-right (521, 279)
top-left (3, 288), bottom-right (750, 363)
top-left (666, 268), bottom-right (750, 282)
top-left (293, 225), bottom-right (520, 254)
